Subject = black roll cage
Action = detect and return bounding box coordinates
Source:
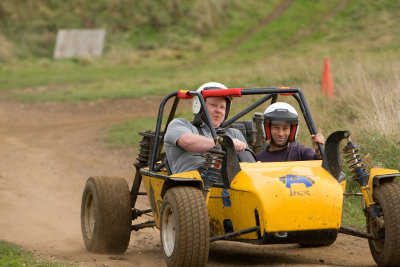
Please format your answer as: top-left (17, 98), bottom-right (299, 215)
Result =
top-left (149, 87), bottom-right (323, 172)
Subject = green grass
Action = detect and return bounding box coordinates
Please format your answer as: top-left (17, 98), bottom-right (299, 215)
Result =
top-left (1, 1), bottom-right (399, 105)
top-left (105, 108), bottom-right (194, 147)
top-left (0, 240), bottom-right (73, 267)
top-left (106, 117), bottom-right (159, 147)
top-left (342, 194), bottom-right (366, 229)
top-left (238, 1), bottom-right (338, 54)
top-left (360, 131), bottom-right (400, 171)
top-left (1, 61), bottom-right (195, 102)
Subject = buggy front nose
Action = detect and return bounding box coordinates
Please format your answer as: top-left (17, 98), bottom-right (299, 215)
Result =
top-left (234, 162), bottom-right (343, 234)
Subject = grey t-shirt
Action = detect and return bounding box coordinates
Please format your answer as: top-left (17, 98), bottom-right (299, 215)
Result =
top-left (164, 118), bottom-right (248, 174)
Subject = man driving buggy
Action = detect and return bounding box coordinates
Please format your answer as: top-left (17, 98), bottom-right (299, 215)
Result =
top-left (256, 102), bottom-right (325, 162)
top-left (164, 82), bottom-right (248, 174)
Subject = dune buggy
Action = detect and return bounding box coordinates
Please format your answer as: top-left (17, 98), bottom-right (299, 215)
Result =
top-left (81, 87), bottom-right (400, 267)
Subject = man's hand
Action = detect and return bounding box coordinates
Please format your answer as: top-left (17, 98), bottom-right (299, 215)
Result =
top-left (232, 138), bottom-right (246, 152)
top-left (311, 133), bottom-right (325, 157)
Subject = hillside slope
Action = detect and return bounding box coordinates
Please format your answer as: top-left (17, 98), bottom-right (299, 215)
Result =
top-left (0, 0), bottom-right (399, 59)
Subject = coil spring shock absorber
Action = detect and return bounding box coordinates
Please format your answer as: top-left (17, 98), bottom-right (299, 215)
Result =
top-left (343, 139), bottom-right (380, 218)
top-left (200, 148), bottom-right (225, 190)
top-left (343, 140), bottom-right (369, 186)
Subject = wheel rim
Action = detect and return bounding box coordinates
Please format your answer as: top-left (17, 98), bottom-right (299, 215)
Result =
top-left (84, 193), bottom-right (95, 240)
top-left (161, 204), bottom-right (175, 257)
top-left (368, 215), bottom-right (385, 253)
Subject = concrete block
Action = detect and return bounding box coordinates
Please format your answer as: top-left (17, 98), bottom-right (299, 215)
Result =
top-left (54, 29), bottom-right (106, 58)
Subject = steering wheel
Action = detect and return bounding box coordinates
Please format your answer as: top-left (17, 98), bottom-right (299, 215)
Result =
top-left (237, 147), bottom-right (257, 162)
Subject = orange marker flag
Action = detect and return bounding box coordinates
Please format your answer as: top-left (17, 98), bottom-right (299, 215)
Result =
top-left (321, 57), bottom-right (334, 98)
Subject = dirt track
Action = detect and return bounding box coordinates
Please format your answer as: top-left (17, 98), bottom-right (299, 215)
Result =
top-left (0, 92), bottom-right (377, 266)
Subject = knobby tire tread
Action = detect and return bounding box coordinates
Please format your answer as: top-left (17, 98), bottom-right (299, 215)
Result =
top-left (369, 182), bottom-right (400, 266)
top-left (81, 176), bottom-right (131, 254)
top-left (162, 186), bottom-right (209, 267)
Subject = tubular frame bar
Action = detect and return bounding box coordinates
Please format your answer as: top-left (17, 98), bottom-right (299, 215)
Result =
top-left (339, 226), bottom-right (376, 240)
top-left (131, 221), bottom-right (156, 231)
top-left (150, 91), bottom-right (177, 171)
top-left (222, 93), bottom-right (274, 127)
top-left (210, 226), bottom-right (260, 242)
top-left (149, 87), bottom-right (323, 171)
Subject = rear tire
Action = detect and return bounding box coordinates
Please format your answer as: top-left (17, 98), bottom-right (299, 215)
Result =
top-left (81, 176), bottom-right (132, 254)
top-left (367, 182), bottom-right (400, 267)
top-left (160, 186), bottom-right (209, 267)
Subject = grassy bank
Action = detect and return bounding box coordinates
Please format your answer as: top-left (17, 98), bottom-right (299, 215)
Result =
top-left (0, 240), bottom-right (73, 267)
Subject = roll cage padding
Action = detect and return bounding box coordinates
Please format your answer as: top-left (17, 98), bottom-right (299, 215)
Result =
top-left (177, 88), bottom-right (243, 99)
top-left (277, 86), bottom-right (295, 96)
top-left (177, 90), bottom-right (193, 99)
top-left (201, 88), bottom-right (242, 98)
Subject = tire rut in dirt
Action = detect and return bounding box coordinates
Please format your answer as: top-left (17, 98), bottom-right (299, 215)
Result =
top-left (81, 176), bottom-right (132, 254)
top-left (160, 186), bottom-right (209, 267)
top-left (368, 181), bottom-right (400, 266)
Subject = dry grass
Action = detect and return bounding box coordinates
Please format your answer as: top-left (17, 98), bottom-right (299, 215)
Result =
top-left (0, 34), bottom-right (16, 61)
top-left (295, 53), bottom-right (400, 171)
top-left (271, 53), bottom-right (400, 138)
top-left (239, 52), bottom-right (400, 171)
top-left (331, 54), bottom-right (400, 138)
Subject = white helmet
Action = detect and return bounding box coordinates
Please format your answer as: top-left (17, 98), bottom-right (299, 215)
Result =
top-left (192, 82), bottom-right (231, 120)
top-left (263, 102), bottom-right (299, 142)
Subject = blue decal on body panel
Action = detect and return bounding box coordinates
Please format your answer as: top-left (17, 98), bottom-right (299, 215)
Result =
top-left (279, 174), bottom-right (315, 188)
top-left (279, 175), bottom-right (315, 196)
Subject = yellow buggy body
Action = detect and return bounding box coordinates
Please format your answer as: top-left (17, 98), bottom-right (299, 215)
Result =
top-left (142, 160), bottom-right (344, 244)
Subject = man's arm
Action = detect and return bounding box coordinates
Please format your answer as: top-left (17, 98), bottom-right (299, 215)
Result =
top-left (178, 134), bottom-right (247, 153)
top-left (178, 132), bottom-right (247, 153)
top-left (177, 133), bottom-right (215, 153)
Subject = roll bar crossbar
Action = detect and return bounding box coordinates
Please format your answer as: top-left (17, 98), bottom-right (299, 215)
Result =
top-left (149, 87), bottom-right (323, 171)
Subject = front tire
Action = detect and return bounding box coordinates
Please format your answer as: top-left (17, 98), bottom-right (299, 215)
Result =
top-left (81, 176), bottom-right (132, 254)
top-left (160, 186), bottom-right (210, 267)
top-left (367, 182), bottom-right (400, 267)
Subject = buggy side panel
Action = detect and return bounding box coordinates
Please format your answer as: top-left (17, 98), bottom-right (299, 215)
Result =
top-left (142, 169), bottom-right (204, 228)
top-left (142, 175), bottom-right (165, 228)
top-left (207, 187), bottom-right (261, 239)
